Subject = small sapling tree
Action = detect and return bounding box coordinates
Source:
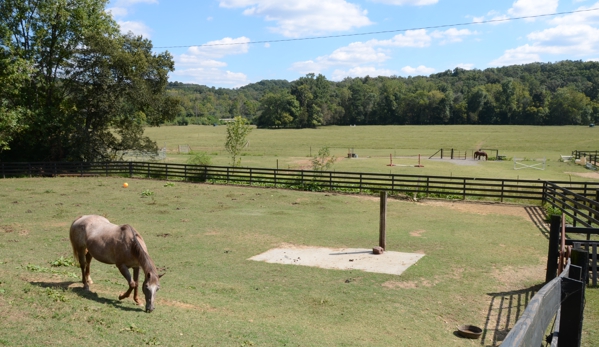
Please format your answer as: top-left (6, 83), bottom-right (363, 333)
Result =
top-left (311, 146), bottom-right (336, 171)
top-left (225, 116), bottom-right (252, 167)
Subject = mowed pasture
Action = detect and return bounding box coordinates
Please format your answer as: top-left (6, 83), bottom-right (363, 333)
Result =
top-left (145, 125), bottom-right (599, 182)
top-left (0, 177), bottom-right (598, 346)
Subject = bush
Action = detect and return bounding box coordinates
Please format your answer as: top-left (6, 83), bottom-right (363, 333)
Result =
top-left (187, 151), bottom-right (212, 166)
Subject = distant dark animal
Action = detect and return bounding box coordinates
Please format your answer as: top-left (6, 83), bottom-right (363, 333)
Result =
top-left (69, 215), bottom-right (163, 312)
top-left (474, 151), bottom-right (488, 161)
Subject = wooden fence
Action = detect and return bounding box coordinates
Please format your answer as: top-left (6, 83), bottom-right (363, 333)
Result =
top-left (501, 257), bottom-right (587, 347)
top-left (3, 161), bottom-right (599, 205)
top-left (2, 161), bottom-right (598, 203)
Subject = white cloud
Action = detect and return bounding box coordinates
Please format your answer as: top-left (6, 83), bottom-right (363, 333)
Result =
top-left (549, 1), bottom-right (599, 25)
top-left (171, 68), bottom-right (249, 88)
top-left (186, 37), bottom-right (251, 59)
top-left (401, 65), bottom-right (435, 76)
top-left (473, 0), bottom-right (558, 25)
top-left (507, 0), bottom-right (558, 18)
top-left (456, 63), bottom-right (475, 70)
top-left (430, 28), bottom-right (477, 44)
top-left (369, 0), bottom-right (438, 5)
top-left (173, 37), bottom-right (252, 88)
top-left (291, 28), bottom-right (472, 75)
top-left (106, 7), bottom-right (128, 17)
top-left (218, 0), bottom-right (372, 37)
top-left (490, 24), bottom-right (599, 66)
top-left (331, 66), bottom-right (397, 80)
top-left (118, 21), bottom-right (152, 38)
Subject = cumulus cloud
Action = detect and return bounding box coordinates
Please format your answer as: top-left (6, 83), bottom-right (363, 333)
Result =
top-left (401, 65), bottom-right (435, 76)
top-left (369, 0), bottom-right (438, 5)
top-left (174, 37), bottom-right (252, 87)
top-left (430, 28), bottom-right (477, 44)
top-left (331, 66), bottom-right (397, 80)
top-left (549, 1), bottom-right (599, 25)
top-left (490, 23), bottom-right (599, 66)
top-left (171, 68), bottom-right (249, 88)
top-left (456, 63), bottom-right (475, 70)
top-left (107, 7), bottom-right (128, 17)
top-left (184, 37), bottom-right (251, 59)
top-left (507, 0), bottom-right (558, 18)
top-left (218, 0), bottom-right (372, 37)
top-left (291, 30), bottom-right (433, 74)
top-left (473, 0), bottom-right (558, 25)
top-left (118, 21), bottom-right (153, 38)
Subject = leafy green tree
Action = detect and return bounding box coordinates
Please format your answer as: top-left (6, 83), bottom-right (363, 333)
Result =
top-left (225, 116), bottom-right (252, 166)
top-left (0, 0), bottom-right (178, 161)
top-left (0, 55), bottom-right (30, 153)
top-left (548, 87), bottom-right (592, 125)
top-left (255, 92), bottom-right (299, 128)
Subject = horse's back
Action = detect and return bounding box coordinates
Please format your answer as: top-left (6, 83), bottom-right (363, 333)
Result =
top-left (70, 215), bottom-right (114, 247)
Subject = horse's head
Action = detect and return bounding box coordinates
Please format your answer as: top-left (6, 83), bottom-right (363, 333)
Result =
top-left (142, 272), bottom-right (163, 313)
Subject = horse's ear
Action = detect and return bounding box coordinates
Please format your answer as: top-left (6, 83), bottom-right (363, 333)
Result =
top-left (158, 273), bottom-right (165, 278)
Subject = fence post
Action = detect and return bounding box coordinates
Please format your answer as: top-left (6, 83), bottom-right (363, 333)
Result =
top-left (379, 191), bottom-right (387, 250)
top-left (426, 177), bottom-right (430, 197)
top-left (359, 173), bottom-right (363, 193)
top-left (227, 167), bottom-right (230, 184)
top-left (249, 168), bottom-right (252, 186)
top-left (301, 170), bottom-right (304, 186)
top-left (451, 148), bottom-right (454, 160)
top-left (165, 164), bottom-right (168, 180)
top-left (329, 172), bottom-right (332, 191)
top-left (462, 178), bottom-right (466, 200)
top-left (501, 180), bottom-right (505, 203)
top-left (571, 249), bottom-right (590, 285)
top-left (546, 215), bottom-right (561, 282)
top-left (204, 166), bottom-right (208, 182)
top-left (129, 162), bottom-right (133, 178)
top-left (274, 169), bottom-right (277, 187)
top-left (184, 165), bottom-right (187, 181)
top-left (558, 268), bottom-right (585, 347)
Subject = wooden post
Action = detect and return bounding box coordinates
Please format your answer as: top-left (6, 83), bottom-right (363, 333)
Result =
top-left (546, 215), bottom-right (561, 282)
top-left (379, 191), bottom-right (387, 250)
top-left (558, 269), bottom-right (585, 347)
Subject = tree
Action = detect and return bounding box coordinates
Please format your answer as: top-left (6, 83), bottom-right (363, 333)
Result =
top-left (0, 55), bottom-right (30, 153)
top-left (0, 0), bottom-right (178, 162)
top-left (548, 87), bottom-right (592, 125)
top-left (225, 116), bottom-right (252, 167)
top-left (311, 147), bottom-right (336, 172)
top-left (255, 92), bottom-right (299, 128)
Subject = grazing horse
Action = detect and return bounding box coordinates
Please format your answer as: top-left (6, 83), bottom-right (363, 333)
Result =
top-left (69, 215), bottom-right (163, 312)
top-left (474, 150), bottom-right (488, 161)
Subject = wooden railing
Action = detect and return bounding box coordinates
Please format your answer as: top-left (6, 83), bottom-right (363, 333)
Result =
top-left (3, 161), bottom-right (599, 206)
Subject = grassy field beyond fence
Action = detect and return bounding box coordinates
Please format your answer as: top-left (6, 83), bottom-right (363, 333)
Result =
top-left (145, 125), bottom-right (599, 182)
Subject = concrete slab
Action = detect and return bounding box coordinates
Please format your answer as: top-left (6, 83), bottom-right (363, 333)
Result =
top-left (249, 246), bottom-right (425, 276)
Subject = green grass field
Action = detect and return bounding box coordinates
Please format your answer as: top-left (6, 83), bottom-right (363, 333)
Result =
top-left (0, 177), bottom-right (597, 346)
top-left (145, 125), bottom-right (599, 182)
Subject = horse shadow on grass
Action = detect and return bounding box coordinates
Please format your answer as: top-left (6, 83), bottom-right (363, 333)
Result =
top-left (29, 281), bottom-right (142, 312)
top-left (479, 284), bottom-right (544, 346)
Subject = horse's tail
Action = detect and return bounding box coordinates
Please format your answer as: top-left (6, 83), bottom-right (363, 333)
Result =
top-left (70, 216), bottom-right (85, 266)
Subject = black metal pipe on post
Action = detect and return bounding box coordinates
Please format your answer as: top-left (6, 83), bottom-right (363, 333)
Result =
top-left (546, 215), bottom-right (562, 282)
top-left (379, 191), bottom-right (387, 250)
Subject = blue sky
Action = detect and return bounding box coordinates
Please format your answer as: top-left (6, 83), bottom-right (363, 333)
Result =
top-left (107, 0), bottom-right (599, 88)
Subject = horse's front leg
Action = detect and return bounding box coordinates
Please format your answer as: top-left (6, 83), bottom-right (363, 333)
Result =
top-left (76, 248), bottom-right (90, 290)
top-left (116, 264), bottom-right (136, 301)
top-left (132, 267), bottom-right (142, 305)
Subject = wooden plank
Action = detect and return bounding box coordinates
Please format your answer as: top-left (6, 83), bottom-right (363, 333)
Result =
top-left (593, 244), bottom-right (598, 287)
top-left (501, 277), bottom-right (562, 347)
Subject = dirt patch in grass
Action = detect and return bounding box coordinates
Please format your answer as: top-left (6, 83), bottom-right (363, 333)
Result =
top-left (418, 200), bottom-right (533, 220)
top-left (491, 264), bottom-right (545, 291)
top-left (410, 229), bottom-right (426, 237)
top-left (565, 171), bottom-right (599, 180)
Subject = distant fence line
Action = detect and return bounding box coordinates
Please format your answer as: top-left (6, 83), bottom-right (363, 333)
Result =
top-left (3, 161), bottom-right (599, 226)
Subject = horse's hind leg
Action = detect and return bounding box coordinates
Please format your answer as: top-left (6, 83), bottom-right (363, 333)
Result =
top-left (85, 252), bottom-right (93, 285)
top-left (76, 248), bottom-right (90, 290)
top-left (116, 264), bottom-right (136, 301)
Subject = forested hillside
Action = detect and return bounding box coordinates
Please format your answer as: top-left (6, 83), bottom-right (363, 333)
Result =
top-left (168, 60), bottom-right (599, 127)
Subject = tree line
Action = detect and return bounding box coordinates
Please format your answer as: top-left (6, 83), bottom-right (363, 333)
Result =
top-left (169, 60), bottom-right (599, 128)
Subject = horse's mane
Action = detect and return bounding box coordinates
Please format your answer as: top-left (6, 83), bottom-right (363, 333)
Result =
top-left (123, 225), bottom-right (158, 276)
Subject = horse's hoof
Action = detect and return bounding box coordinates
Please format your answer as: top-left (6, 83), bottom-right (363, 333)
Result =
top-left (83, 285), bottom-right (90, 291)
top-left (118, 294), bottom-right (126, 300)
